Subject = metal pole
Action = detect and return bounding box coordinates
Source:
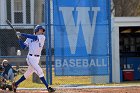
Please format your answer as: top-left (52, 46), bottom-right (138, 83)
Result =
top-left (108, 0), bottom-right (112, 83)
top-left (45, 0), bottom-right (49, 84)
top-left (48, 0), bottom-right (52, 85)
top-left (45, 0), bottom-right (52, 85)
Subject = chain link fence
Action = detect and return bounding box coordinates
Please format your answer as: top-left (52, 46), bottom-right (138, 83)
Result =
top-left (0, 0), bottom-right (47, 89)
top-left (0, 0), bottom-right (111, 89)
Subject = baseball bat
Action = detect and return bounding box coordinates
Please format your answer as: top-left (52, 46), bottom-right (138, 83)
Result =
top-left (6, 20), bottom-right (20, 39)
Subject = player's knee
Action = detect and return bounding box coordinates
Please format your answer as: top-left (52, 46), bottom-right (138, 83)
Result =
top-left (39, 74), bottom-right (44, 77)
top-left (24, 73), bottom-right (30, 79)
top-left (38, 71), bottom-right (44, 77)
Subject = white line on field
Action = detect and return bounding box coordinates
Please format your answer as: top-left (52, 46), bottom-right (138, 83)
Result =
top-left (17, 85), bottom-right (140, 90)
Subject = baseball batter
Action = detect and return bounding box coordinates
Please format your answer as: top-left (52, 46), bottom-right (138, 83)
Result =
top-left (12, 25), bottom-right (55, 93)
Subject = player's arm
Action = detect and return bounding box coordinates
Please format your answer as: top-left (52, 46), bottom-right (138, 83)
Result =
top-left (21, 33), bottom-right (37, 41)
top-left (18, 39), bottom-right (27, 49)
top-left (16, 32), bottom-right (37, 41)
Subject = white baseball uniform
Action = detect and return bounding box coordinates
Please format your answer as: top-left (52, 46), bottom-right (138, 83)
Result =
top-left (23, 35), bottom-right (45, 79)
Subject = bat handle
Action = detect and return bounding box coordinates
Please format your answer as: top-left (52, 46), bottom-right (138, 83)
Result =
top-left (17, 36), bottom-right (21, 39)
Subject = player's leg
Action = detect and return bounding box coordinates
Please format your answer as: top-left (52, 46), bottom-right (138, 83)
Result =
top-left (33, 65), bottom-right (55, 92)
top-left (12, 65), bottom-right (34, 93)
top-left (14, 57), bottom-right (34, 86)
top-left (30, 57), bottom-right (55, 92)
top-left (31, 61), bottom-right (49, 89)
top-left (15, 66), bottom-right (34, 86)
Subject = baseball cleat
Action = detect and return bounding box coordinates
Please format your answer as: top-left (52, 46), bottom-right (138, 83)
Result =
top-left (48, 87), bottom-right (56, 93)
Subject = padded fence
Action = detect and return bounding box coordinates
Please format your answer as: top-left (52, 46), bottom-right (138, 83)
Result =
top-left (52, 0), bottom-right (111, 84)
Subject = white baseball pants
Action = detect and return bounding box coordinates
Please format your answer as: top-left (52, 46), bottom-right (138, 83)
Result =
top-left (24, 55), bottom-right (44, 79)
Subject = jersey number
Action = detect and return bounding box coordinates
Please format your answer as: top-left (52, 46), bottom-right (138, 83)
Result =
top-left (39, 43), bottom-right (41, 47)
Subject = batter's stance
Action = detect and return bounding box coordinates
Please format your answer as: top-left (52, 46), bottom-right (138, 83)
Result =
top-left (12, 25), bottom-right (55, 93)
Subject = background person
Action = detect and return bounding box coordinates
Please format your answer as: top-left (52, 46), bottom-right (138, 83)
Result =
top-left (2, 59), bottom-right (17, 81)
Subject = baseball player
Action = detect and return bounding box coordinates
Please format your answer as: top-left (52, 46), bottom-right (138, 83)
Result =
top-left (12, 25), bottom-right (55, 93)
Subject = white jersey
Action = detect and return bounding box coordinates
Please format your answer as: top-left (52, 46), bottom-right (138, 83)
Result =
top-left (24, 35), bottom-right (45, 56)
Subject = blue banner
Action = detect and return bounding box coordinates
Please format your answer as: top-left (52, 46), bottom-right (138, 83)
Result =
top-left (53, 0), bottom-right (110, 76)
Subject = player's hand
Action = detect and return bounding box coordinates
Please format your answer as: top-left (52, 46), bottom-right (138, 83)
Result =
top-left (16, 32), bottom-right (21, 37)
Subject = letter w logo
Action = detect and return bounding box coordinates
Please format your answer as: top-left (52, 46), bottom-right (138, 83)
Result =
top-left (59, 7), bottom-right (100, 54)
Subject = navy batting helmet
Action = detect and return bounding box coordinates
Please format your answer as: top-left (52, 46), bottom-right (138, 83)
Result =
top-left (34, 25), bottom-right (45, 33)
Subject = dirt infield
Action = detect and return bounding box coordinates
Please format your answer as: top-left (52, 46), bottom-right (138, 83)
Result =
top-left (1, 86), bottom-right (140, 93)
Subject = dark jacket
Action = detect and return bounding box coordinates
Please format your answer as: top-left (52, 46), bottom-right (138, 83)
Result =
top-left (3, 63), bottom-right (17, 75)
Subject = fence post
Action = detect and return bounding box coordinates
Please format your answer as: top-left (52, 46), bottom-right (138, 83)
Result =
top-left (45, 0), bottom-right (51, 84)
top-left (47, 0), bottom-right (52, 85)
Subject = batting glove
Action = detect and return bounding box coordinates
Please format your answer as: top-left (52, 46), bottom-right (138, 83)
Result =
top-left (16, 32), bottom-right (21, 37)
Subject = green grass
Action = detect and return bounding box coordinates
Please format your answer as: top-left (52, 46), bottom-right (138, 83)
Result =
top-left (53, 76), bottom-right (91, 85)
top-left (15, 68), bottom-right (91, 88)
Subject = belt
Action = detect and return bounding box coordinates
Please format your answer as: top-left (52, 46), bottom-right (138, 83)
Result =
top-left (29, 54), bottom-right (40, 57)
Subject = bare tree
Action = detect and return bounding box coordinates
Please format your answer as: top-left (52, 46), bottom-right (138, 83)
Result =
top-left (34, 0), bottom-right (43, 24)
top-left (112, 0), bottom-right (140, 16)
